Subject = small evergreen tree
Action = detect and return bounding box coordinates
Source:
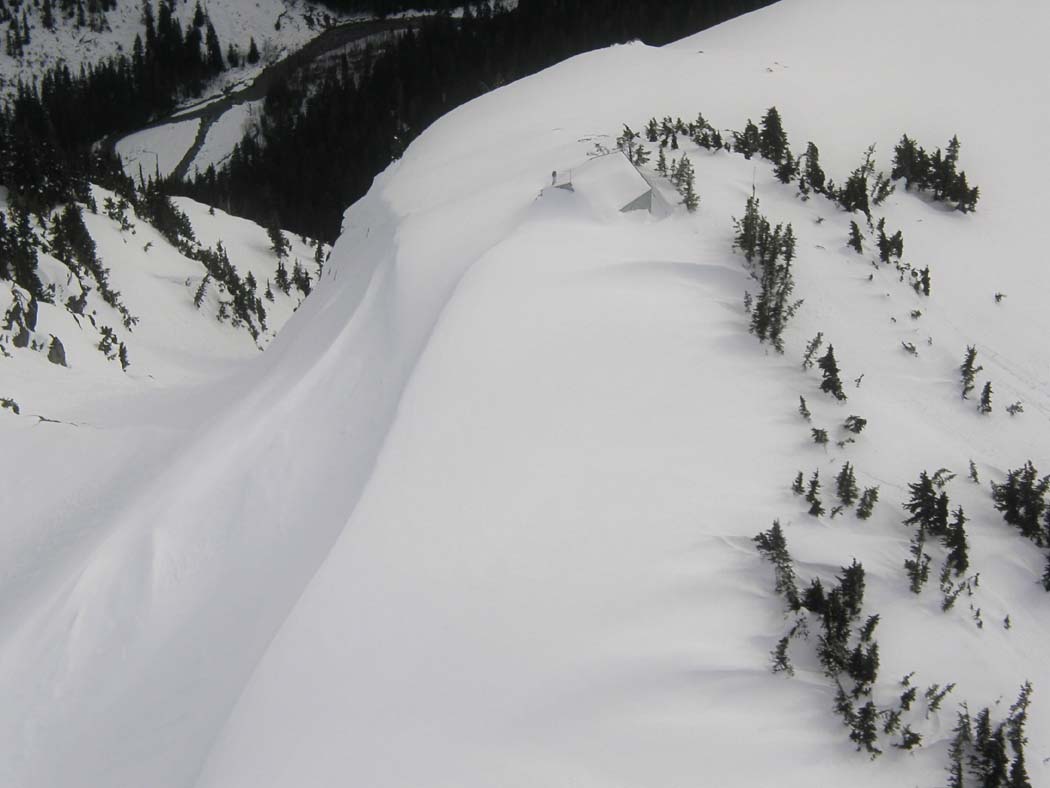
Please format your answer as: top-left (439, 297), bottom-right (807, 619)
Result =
top-left (990, 462), bottom-right (1048, 544)
top-left (275, 259), bottom-right (290, 294)
top-left (843, 415), bottom-right (867, 434)
top-left (851, 701), bottom-right (882, 756)
top-left (944, 506), bottom-right (970, 576)
top-left (875, 218), bottom-right (903, 263)
top-left (848, 637), bottom-right (879, 696)
top-left (960, 346), bottom-right (982, 399)
top-left (205, 21), bottom-right (225, 74)
top-left (836, 462), bottom-right (859, 507)
top-left (892, 135), bottom-right (927, 191)
top-left (754, 520), bottom-right (800, 609)
top-left (903, 471), bottom-right (942, 533)
top-left (946, 707), bottom-right (972, 788)
top-left (645, 117), bottom-right (659, 143)
top-left (771, 636), bottom-right (793, 675)
top-left (268, 222), bottom-right (290, 259)
top-left (798, 395), bottom-right (811, 421)
top-left (905, 527), bottom-right (931, 593)
top-left (818, 345), bottom-right (847, 401)
top-left (856, 487), bottom-right (879, 520)
top-left (837, 560), bottom-right (866, 619)
top-left (292, 261), bottom-right (312, 295)
top-left (806, 470), bottom-right (825, 516)
top-left (871, 171), bottom-right (895, 206)
top-left (193, 274), bottom-right (210, 308)
top-left (799, 142), bottom-right (826, 196)
top-left (803, 577), bottom-right (826, 614)
top-left (733, 188), bottom-right (762, 262)
top-left (835, 148), bottom-right (877, 219)
top-left (895, 725), bottom-right (922, 751)
top-left (792, 471), bottom-right (805, 495)
top-left (774, 146), bottom-right (798, 184)
top-left (834, 680), bottom-right (856, 726)
top-left (677, 155), bottom-right (699, 212)
top-left (247, 36), bottom-right (260, 64)
top-left (802, 332), bottom-right (824, 370)
top-left (900, 685), bottom-right (918, 712)
top-left (847, 221), bottom-right (864, 254)
top-left (616, 124), bottom-right (639, 160)
top-left (759, 106), bottom-right (788, 163)
top-left (917, 265), bottom-right (932, 297)
top-left (733, 119), bottom-right (761, 159)
top-left (978, 381), bottom-right (993, 414)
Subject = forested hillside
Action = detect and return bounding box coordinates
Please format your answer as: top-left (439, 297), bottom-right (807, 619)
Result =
top-left (180, 0), bottom-right (776, 240)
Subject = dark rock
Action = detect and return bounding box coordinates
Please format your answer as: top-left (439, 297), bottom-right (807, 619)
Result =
top-left (47, 335), bottom-right (67, 367)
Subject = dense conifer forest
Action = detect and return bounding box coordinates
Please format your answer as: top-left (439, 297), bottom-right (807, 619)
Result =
top-left (0, 0), bottom-right (229, 214)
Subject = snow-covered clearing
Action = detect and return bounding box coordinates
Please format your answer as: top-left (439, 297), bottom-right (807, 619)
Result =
top-left (116, 120), bottom-right (202, 181)
top-left (190, 102), bottom-right (263, 176)
top-left (2, 1), bottom-right (1048, 787)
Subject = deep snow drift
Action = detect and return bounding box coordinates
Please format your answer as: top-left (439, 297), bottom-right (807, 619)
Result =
top-left (3, 1), bottom-right (1049, 786)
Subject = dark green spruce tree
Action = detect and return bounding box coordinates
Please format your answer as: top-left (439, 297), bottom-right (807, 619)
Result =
top-left (960, 346), bottom-right (982, 399)
top-left (818, 345), bottom-right (847, 401)
top-left (733, 119), bottom-right (761, 159)
top-left (759, 106), bottom-right (788, 163)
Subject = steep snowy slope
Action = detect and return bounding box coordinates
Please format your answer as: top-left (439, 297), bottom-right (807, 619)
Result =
top-left (2, 1), bottom-right (1049, 787)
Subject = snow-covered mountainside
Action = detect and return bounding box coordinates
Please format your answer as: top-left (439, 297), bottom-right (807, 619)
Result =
top-left (0, 187), bottom-right (321, 393)
top-left (0, 0), bottom-right (332, 98)
top-left (3, 1), bottom-right (1049, 787)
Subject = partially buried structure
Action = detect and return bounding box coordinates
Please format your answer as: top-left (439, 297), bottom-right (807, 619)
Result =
top-left (553, 150), bottom-right (673, 218)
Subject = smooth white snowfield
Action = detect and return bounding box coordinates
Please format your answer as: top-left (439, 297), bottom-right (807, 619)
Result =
top-left (3, 1), bottom-right (1050, 787)
top-left (116, 118), bottom-right (202, 180)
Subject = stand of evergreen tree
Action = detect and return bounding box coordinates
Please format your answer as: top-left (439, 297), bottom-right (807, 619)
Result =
top-left (902, 470), bottom-right (973, 590)
top-left (945, 686), bottom-right (1034, 788)
top-left (892, 134), bottom-right (980, 212)
top-left (732, 191), bottom-right (801, 352)
top-left (991, 462), bottom-right (1048, 546)
top-left (991, 461), bottom-right (1050, 590)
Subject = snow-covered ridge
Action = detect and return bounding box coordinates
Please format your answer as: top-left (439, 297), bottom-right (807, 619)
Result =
top-left (2, 1), bottom-right (1049, 786)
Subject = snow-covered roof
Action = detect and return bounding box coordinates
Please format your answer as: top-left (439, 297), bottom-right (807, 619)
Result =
top-left (558, 150), bottom-right (656, 215)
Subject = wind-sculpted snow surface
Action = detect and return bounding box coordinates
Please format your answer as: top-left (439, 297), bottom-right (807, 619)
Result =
top-left (3, 0), bottom-right (1050, 786)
